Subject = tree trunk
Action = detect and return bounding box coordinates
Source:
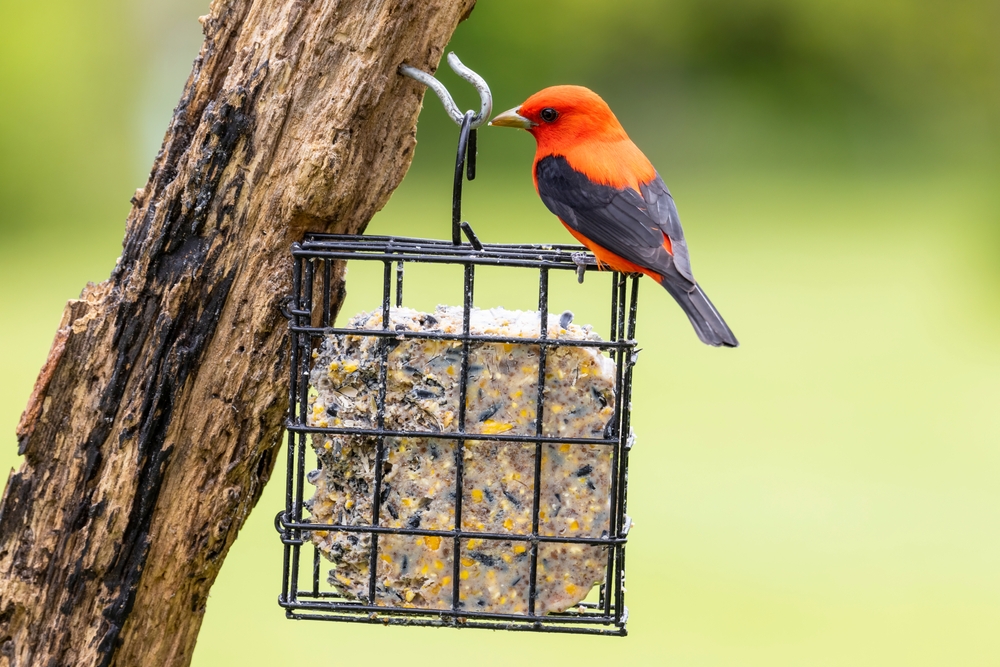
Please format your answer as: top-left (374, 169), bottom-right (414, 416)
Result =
top-left (0, 0), bottom-right (476, 664)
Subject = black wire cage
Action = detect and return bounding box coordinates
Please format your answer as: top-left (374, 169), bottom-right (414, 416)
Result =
top-left (275, 57), bottom-right (642, 636)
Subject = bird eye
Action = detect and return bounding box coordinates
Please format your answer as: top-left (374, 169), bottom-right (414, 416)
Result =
top-left (540, 107), bottom-right (559, 122)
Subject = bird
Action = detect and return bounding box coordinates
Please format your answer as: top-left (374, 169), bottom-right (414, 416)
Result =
top-left (490, 85), bottom-right (738, 348)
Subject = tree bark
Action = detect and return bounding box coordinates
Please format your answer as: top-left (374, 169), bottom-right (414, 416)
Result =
top-left (0, 0), bottom-right (476, 665)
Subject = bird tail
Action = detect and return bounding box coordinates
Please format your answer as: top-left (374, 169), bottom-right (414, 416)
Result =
top-left (659, 277), bottom-right (739, 348)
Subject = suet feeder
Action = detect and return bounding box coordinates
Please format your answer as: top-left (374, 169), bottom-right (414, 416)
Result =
top-left (276, 54), bottom-right (640, 635)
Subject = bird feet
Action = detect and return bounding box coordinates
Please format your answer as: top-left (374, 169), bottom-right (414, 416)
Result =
top-left (571, 252), bottom-right (593, 284)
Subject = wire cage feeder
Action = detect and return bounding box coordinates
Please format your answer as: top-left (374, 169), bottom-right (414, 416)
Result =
top-left (276, 55), bottom-right (641, 636)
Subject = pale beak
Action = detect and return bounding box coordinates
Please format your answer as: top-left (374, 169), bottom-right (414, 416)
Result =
top-left (489, 107), bottom-right (536, 129)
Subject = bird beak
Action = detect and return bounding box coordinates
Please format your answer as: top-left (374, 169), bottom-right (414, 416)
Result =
top-left (489, 107), bottom-right (535, 129)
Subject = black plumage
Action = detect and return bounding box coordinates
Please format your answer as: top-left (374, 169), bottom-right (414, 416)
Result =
top-left (535, 155), bottom-right (738, 347)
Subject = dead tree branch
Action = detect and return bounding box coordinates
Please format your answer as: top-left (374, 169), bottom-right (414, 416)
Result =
top-left (0, 1), bottom-right (476, 664)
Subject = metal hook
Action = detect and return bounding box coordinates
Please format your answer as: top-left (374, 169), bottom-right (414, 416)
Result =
top-left (400, 53), bottom-right (489, 247)
top-left (399, 53), bottom-right (492, 129)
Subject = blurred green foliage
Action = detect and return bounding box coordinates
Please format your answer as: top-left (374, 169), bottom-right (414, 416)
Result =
top-left (1, 1), bottom-right (999, 665)
top-left (2, 0), bottom-right (999, 237)
top-left (436, 0), bottom-right (1000, 169)
top-left (0, 0), bottom-right (204, 240)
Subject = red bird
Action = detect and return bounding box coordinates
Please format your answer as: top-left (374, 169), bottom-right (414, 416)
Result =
top-left (490, 86), bottom-right (738, 347)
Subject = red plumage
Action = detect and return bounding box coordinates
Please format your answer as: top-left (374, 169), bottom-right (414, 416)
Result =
top-left (491, 85), bottom-right (738, 348)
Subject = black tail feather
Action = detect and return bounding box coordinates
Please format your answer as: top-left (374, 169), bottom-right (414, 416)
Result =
top-left (659, 278), bottom-right (739, 348)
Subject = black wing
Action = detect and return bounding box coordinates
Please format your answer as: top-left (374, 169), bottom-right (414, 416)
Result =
top-left (535, 155), bottom-right (738, 347)
top-left (534, 155), bottom-right (694, 283)
top-left (639, 175), bottom-right (693, 282)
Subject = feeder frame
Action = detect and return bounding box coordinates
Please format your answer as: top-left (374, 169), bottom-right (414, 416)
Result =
top-left (276, 55), bottom-right (642, 636)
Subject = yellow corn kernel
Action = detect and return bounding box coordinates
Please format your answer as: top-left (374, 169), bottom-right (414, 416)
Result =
top-left (513, 389), bottom-right (522, 398)
top-left (460, 571), bottom-right (469, 580)
top-left (502, 553), bottom-right (513, 563)
top-left (513, 544), bottom-right (526, 554)
top-left (569, 519), bottom-right (580, 531)
top-left (565, 584), bottom-right (577, 595)
top-left (461, 557), bottom-right (475, 567)
top-left (380, 553), bottom-right (393, 564)
top-left (426, 536), bottom-right (441, 550)
top-left (481, 420), bottom-right (513, 434)
top-left (503, 518), bottom-right (513, 530)
top-left (471, 489), bottom-right (484, 502)
top-left (559, 444), bottom-right (570, 453)
top-left (441, 576), bottom-right (451, 586)
top-left (404, 590), bottom-right (416, 602)
top-left (446, 365), bottom-right (455, 375)
top-left (345, 498), bottom-right (354, 510)
top-left (342, 361), bottom-right (358, 373)
top-left (503, 343), bottom-right (513, 352)
top-left (550, 404), bottom-right (563, 413)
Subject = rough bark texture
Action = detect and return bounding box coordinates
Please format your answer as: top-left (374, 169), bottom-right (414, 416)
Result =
top-left (0, 0), bottom-right (476, 665)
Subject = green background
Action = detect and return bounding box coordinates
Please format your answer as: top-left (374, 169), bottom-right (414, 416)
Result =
top-left (2, 1), bottom-right (999, 664)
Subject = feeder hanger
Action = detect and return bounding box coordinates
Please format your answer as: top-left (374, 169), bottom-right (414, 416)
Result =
top-left (399, 53), bottom-right (492, 129)
top-left (400, 53), bottom-right (492, 247)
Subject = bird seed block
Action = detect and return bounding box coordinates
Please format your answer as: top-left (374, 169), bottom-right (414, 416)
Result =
top-left (305, 305), bottom-right (618, 614)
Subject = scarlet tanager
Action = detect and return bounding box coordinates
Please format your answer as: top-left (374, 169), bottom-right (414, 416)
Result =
top-left (490, 86), bottom-right (738, 348)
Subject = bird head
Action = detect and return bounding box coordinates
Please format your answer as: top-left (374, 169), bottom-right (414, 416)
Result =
top-left (489, 85), bottom-right (629, 151)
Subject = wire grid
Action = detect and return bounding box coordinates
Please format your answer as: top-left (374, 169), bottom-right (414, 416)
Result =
top-left (277, 233), bottom-right (640, 635)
